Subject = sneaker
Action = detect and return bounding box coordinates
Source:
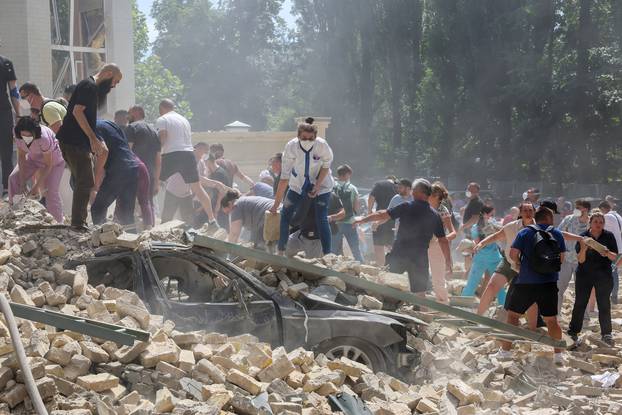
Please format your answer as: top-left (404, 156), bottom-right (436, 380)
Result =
top-left (554, 352), bottom-right (566, 365)
top-left (602, 334), bottom-right (615, 347)
top-left (491, 348), bottom-right (513, 360)
top-left (204, 220), bottom-right (220, 236)
top-left (567, 331), bottom-right (579, 343)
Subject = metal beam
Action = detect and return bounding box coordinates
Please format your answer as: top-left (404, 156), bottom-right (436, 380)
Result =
top-left (10, 303), bottom-right (149, 346)
top-left (193, 235), bottom-right (568, 349)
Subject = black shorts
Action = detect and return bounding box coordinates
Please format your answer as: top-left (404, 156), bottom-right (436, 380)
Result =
top-left (160, 151), bottom-right (199, 184)
top-left (388, 254), bottom-right (429, 293)
top-left (373, 221), bottom-right (395, 246)
top-left (504, 282), bottom-right (558, 317)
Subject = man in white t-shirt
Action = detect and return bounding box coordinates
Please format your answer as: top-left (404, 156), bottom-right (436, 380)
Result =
top-left (155, 99), bottom-right (218, 232)
top-left (599, 200), bottom-right (622, 304)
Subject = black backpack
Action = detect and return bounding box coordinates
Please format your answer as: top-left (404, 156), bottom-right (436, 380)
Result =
top-left (526, 225), bottom-right (562, 274)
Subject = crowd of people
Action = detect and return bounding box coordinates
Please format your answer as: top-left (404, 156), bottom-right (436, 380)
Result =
top-left (1, 57), bottom-right (620, 363)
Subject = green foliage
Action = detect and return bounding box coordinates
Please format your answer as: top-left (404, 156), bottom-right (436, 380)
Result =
top-left (147, 0), bottom-right (622, 184)
top-left (134, 56), bottom-right (193, 122)
top-left (131, 0), bottom-right (150, 63)
top-left (151, 0), bottom-right (287, 131)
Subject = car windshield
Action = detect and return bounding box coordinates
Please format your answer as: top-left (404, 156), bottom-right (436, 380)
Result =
top-left (151, 255), bottom-right (260, 304)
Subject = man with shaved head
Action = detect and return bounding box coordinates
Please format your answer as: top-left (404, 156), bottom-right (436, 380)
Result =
top-left (56, 63), bottom-right (122, 229)
top-left (155, 99), bottom-right (220, 233)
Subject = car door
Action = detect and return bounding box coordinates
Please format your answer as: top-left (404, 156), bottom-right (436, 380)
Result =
top-left (144, 251), bottom-right (282, 346)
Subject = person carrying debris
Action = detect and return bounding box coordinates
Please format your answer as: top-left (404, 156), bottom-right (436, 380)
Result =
top-left (353, 179), bottom-right (452, 296)
top-left (56, 63), bottom-right (121, 229)
top-left (497, 206), bottom-right (566, 363)
top-left (270, 117), bottom-right (335, 256)
top-left (474, 202), bottom-right (535, 318)
top-left (8, 117), bottom-right (65, 222)
top-left (156, 99), bottom-right (219, 233)
top-left (568, 210), bottom-right (618, 346)
top-left (90, 120), bottom-right (140, 225)
top-left (221, 190), bottom-right (274, 249)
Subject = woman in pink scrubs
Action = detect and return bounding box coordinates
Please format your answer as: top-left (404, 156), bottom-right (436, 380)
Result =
top-left (9, 117), bottom-right (65, 222)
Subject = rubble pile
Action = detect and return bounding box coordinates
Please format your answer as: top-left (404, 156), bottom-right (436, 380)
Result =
top-left (0, 200), bottom-right (620, 414)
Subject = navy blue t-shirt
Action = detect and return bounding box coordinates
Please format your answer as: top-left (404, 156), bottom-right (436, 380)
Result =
top-left (388, 200), bottom-right (445, 259)
top-left (95, 120), bottom-right (139, 173)
top-left (511, 224), bottom-right (566, 284)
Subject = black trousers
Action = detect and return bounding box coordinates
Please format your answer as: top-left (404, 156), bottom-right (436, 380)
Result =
top-left (569, 270), bottom-right (613, 336)
top-left (0, 110), bottom-right (14, 192)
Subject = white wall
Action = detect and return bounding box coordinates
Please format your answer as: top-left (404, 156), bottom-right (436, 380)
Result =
top-left (0, 0), bottom-right (53, 96)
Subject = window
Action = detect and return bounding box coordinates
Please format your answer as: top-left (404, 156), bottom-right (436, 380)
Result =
top-left (49, 0), bottom-right (106, 98)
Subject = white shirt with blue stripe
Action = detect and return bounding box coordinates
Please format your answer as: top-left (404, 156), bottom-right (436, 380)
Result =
top-left (280, 137), bottom-right (334, 196)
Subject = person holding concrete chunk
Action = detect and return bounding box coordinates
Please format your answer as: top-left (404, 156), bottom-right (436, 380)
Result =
top-left (270, 118), bottom-right (335, 256)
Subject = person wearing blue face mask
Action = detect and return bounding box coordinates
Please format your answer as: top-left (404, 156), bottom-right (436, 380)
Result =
top-left (270, 118), bottom-right (335, 256)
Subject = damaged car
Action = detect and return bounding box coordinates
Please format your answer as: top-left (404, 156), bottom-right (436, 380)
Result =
top-left (65, 242), bottom-right (419, 377)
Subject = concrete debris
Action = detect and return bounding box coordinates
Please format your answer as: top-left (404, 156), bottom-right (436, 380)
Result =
top-left (0, 200), bottom-right (619, 414)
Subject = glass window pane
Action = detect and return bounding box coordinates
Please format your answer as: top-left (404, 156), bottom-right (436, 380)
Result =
top-left (73, 51), bottom-right (106, 81)
top-left (50, 0), bottom-right (70, 46)
top-left (74, 0), bottom-right (105, 48)
top-left (52, 50), bottom-right (73, 98)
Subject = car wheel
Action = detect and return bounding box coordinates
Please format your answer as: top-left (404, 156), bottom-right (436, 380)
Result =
top-left (315, 337), bottom-right (387, 373)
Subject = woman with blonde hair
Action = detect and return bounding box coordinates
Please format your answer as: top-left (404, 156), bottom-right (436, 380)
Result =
top-left (428, 182), bottom-right (457, 303)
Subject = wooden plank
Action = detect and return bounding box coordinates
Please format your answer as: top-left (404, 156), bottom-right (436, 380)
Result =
top-left (193, 235), bottom-right (569, 349)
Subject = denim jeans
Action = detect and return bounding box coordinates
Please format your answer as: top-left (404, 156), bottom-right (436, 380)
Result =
top-left (278, 190), bottom-right (331, 254)
top-left (91, 167), bottom-right (138, 225)
top-left (332, 222), bottom-right (363, 262)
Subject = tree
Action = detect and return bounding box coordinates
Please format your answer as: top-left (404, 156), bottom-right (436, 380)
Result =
top-left (135, 56), bottom-right (193, 122)
top-left (131, 0), bottom-right (150, 63)
top-left (151, 0), bottom-right (286, 130)
top-left (131, 0), bottom-right (192, 122)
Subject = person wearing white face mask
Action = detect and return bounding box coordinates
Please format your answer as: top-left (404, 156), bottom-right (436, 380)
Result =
top-left (8, 117), bottom-right (65, 222)
top-left (270, 118), bottom-right (335, 256)
top-left (557, 199), bottom-right (591, 313)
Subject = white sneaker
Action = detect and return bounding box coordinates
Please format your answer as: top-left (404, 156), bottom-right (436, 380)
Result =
top-left (554, 352), bottom-right (566, 365)
top-left (491, 348), bottom-right (513, 360)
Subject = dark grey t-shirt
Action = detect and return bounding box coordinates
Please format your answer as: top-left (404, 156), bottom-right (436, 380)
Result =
top-left (230, 196), bottom-right (274, 243)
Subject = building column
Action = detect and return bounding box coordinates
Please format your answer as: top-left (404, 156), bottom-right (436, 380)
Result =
top-left (0, 0), bottom-right (53, 96)
top-left (104, 0), bottom-right (135, 114)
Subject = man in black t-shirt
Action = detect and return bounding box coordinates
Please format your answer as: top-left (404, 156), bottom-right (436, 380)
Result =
top-left (355, 179), bottom-right (452, 294)
top-left (461, 182), bottom-right (484, 235)
top-left (0, 54), bottom-right (19, 194)
top-left (127, 105), bottom-right (161, 196)
top-left (368, 177), bottom-right (397, 265)
top-left (56, 63), bottom-right (123, 228)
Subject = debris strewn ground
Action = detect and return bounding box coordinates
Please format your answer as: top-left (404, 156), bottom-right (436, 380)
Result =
top-left (0, 199), bottom-right (620, 414)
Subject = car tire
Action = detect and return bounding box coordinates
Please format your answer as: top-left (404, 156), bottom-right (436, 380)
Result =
top-left (315, 337), bottom-right (387, 373)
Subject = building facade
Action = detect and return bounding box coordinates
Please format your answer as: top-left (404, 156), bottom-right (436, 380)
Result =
top-left (0, 0), bottom-right (135, 115)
